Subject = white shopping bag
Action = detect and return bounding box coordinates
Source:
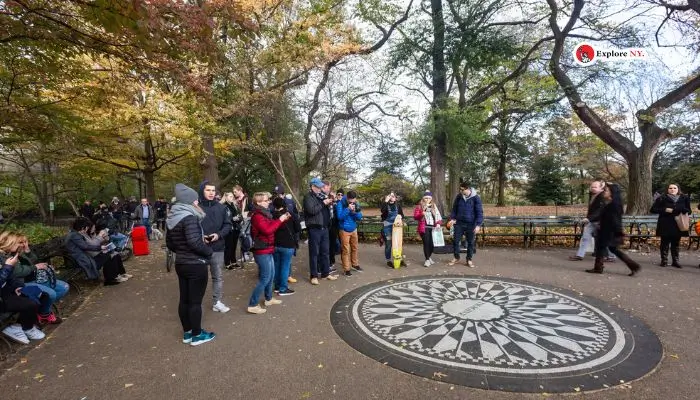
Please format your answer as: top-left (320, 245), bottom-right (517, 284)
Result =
top-left (432, 228), bottom-right (445, 247)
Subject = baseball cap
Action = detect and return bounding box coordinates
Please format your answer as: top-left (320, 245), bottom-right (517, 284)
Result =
top-left (309, 178), bottom-right (324, 188)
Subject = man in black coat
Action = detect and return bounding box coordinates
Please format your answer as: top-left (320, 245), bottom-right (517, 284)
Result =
top-left (569, 179), bottom-right (615, 262)
top-left (303, 178), bottom-right (338, 285)
top-left (198, 181), bottom-right (232, 313)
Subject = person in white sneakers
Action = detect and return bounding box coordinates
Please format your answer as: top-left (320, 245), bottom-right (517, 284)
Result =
top-left (448, 182), bottom-right (483, 268)
top-left (198, 180), bottom-right (232, 313)
top-left (247, 192), bottom-right (291, 314)
top-left (0, 247), bottom-right (46, 344)
top-left (413, 191), bottom-right (442, 267)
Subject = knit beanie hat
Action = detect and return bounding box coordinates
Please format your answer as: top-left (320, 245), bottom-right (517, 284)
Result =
top-left (423, 190), bottom-right (433, 198)
top-left (175, 183), bottom-right (198, 204)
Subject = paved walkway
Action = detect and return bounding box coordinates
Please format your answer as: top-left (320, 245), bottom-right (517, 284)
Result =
top-left (1, 244), bottom-right (699, 399)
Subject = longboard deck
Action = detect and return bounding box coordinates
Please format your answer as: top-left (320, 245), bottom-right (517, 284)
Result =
top-left (391, 215), bottom-right (403, 269)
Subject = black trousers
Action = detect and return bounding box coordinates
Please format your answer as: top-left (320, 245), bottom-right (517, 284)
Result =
top-left (175, 263), bottom-right (209, 336)
top-left (328, 225), bottom-right (339, 265)
top-left (660, 235), bottom-right (681, 262)
top-left (93, 252), bottom-right (123, 282)
top-left (421, 227), bottom-right (434, 260)
top-left (224, 229), bottom-right (240, 265)
top-left (0, 293), bottom-right (40, 329)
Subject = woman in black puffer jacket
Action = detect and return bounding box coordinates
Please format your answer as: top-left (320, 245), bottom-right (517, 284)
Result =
top-left (166, 183), bottom-right (214, 347)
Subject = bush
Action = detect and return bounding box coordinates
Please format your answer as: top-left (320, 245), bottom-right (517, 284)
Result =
top-left (0, 223), bottom-right (67, 244)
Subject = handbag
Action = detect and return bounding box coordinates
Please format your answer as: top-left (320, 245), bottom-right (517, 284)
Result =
top-left (432, 228), bottom-right (445, 247)
top-left (674, 213), bottom-right (690, 232)
top-left (35, 265), bottom-right (57, 289)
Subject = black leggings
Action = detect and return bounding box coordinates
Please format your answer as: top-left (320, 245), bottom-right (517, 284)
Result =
top-left (0, 293), bottom-right (40, 329)
top-left (224, 229), bottom-right (240, 265)
top-left (422, 227), bottom-right (434, 260)
top-left (93, 253), bottom-right (124, 282)
top-left (175, 263), bottom-right (208, 335)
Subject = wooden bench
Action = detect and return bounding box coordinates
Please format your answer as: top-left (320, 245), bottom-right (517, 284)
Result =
top-left (476, 216), bottom-right (533, 248)
top-left (526, 216), bottom-right (581, 247)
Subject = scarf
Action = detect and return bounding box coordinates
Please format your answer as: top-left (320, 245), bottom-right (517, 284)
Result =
top-left (166, 203), bottom-right (206, 230)
top-left (252, 205), bottom-right (273, 219)
top-left (667, 194), bottom-right (680, 203)
top-left (423, 205), bottom-right (441, 226)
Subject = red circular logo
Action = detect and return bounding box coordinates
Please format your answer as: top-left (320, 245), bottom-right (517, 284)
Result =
top-left (575, 44), bottom-right (595, 64)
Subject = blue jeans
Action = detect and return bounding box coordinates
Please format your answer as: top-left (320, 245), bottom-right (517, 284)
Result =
top-left (25, 280), bottom-right (70, 314)
top-left (382, 225), bottom-right (392, 260)
top-left (453, 223), bottom-right (476, 260)
top-left (249, 254), bottom-right (275, 307)
top-left (142, 218), bottom-right (152, 237)
top-left (273, 247), bottom-right (295, 292)
top-left (577, 223), bottom-right (613, 259)
top-left (208, 251), bottom-right (225, 303)
top-left (308, 227), bottom-right (330, 278)
top-left (110, 232), bottom-right (127, 250)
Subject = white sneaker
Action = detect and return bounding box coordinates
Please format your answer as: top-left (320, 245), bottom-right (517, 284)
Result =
top-left (467, 260), bottom-right (475, 268)
top-left (2, 324), bottom-right (29, 344)
top-left (424, 260), bottom-right (431, 267)
top-left (121, 273), bottom-right (134, 279)
top-left (115, 275), bottom-right (128, 282)
top-left (212, 301), bottom-right (230, 313)
top-left (264, 298), bottom-right (282, 306)
top-left (23, 326), bottom-right (45, 341)
top-left (428, 258), bottom-right (436, 265)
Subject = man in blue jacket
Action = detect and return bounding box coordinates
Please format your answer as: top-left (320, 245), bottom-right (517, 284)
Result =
top-left (336, 190), bottom-right (363, 277)
top-left (199, 181), bottom-right (232, 313)
top-left (449, 182), bottom-right (484, 268)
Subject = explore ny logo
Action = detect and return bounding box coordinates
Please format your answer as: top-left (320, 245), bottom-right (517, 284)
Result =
top-left (573, 43), bottom-right (648, 66)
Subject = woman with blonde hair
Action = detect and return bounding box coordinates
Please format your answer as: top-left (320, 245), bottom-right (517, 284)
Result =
top-left (0, 231), bottom-right (46, 344)
top-left (4, 233), bottom-right (69, 324)
top-left (413, 191), bottom-right (442, 267)
top-left (247, 192), bottom-right (290, 314)
top-left (220, 192), bottom-right (241, 269)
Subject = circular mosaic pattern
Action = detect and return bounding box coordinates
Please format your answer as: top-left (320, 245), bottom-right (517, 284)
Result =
top-left (331, 275), bottom-right (663, 393)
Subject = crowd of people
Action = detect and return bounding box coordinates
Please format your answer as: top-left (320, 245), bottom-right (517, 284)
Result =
top-left (569, 180), bottom-right (699, 274)
top-left (162, 177), bottom-right (488, 346)
top-left (3, 177), bottom-right (697, 348)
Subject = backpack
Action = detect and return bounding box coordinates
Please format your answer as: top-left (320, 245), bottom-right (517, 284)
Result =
top-left (240, 217), bottom-right (252, 249)
top-left (35, 265), bottom-right (57, 289)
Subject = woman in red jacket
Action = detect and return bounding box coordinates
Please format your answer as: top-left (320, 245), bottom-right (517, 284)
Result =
top-left (247, 192), bottom-right (291, 314)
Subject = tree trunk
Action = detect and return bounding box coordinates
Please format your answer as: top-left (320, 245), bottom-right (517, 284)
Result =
top-left (143, 135), bottom-right (156, 202)
top-left (625, 146), bottom-right (656, 215)
top-left (201, 134), bottom-right (219, 187)
top-left (429, 142), bottom-right (447, 214)
top-left (144, 169), bottom-right (156, 202)
top-left (429, 0), bottom-right (448, 214)
top-left (496, 145), bottom-right (507, 207)
top-left (448, 158), bottom-right (461, 201)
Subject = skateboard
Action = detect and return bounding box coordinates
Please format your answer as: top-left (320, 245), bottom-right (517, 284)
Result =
top-left (392, 215), bottom-right (404, 269)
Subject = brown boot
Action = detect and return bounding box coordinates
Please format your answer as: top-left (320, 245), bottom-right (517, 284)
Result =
top-left (585, 257), bottom-right (605, 274)
top-left (617, 252), bottom-right (641, 276)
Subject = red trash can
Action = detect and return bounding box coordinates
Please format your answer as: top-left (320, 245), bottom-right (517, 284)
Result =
top-left (132, 225), bottom-right (150, 256)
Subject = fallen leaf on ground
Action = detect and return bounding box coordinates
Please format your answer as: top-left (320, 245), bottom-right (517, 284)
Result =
top-left (124, 383), bottom-right (134, 388)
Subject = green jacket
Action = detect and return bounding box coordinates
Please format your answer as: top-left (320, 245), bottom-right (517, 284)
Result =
top-left (10, 251), bottom-right (38, 280)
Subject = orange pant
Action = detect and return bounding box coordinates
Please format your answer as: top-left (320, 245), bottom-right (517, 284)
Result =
top-left (339, 230), bottom-right (359, 271)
